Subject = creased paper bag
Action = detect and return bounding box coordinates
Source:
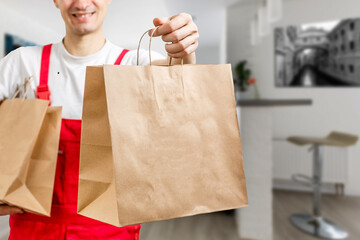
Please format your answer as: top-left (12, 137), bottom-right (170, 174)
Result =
top-left (0, 83), bottom-right (62, 216)
top-left (78, 61), bottom-right (247, 227)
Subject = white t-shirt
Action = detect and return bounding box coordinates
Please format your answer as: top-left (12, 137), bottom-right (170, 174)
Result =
top-left (0, 40), bottom-right (164, 119)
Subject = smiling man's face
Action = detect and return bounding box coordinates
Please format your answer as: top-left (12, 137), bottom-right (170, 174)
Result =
top-left (54, 0), bottom-right (111, 35)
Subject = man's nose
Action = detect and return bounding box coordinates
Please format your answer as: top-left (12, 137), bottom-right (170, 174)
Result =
top-left (73, 0), bottom-right (92, 10)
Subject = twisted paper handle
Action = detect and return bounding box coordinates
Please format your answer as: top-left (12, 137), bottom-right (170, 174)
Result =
top-left (137, 26), bottom-right (183, 66)
top-left (12, 77), bottom-right (35, 100)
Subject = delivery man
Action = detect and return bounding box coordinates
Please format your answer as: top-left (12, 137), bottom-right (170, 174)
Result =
top-left (0, 0), bottom-right (199, 239)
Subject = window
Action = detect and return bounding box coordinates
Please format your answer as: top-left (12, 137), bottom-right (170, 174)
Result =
top-left (340, 64), bottom-right (345, 71)
top-left (349, 65), bottom-right (354, 73)
top-left (350, 22), bottom-right (355, 31)
top-left (350, 41), bottom-right (355, 50)
top-left (341, 44), bottom-right (346, 52)
top-left (303, 37), bottom-right (308, 43)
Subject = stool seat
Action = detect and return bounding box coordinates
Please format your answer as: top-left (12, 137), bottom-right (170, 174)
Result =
top-left (287, 131), bottom-right (358, 147)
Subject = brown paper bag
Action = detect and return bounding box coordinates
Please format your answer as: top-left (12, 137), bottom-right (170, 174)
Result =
top-left (79, 61), bottom-right (247, 226)
top-left (0, 80), bottom-right (62, 216)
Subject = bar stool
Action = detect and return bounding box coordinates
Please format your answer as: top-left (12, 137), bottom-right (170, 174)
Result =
top-left (287, 131), bottom-right (358, 240)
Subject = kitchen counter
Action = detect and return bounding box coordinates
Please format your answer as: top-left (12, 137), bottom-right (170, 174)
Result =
top-left (235, 99), bottom-right (312, 240)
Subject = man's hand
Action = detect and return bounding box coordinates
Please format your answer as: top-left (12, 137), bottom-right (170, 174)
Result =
top-left (150, 13), bottom-right (199, 63)
top-left (0, 204), bottom-right (24, 216)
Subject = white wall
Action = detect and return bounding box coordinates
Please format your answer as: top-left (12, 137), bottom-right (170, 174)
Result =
top-left (0, 3), bottom-right (61, 238)
top-left (1, 0), bottom-right (228, 63)
top-left (104, 0), bottom-right (170, 55)
top-left (0, 0), bottom-right (170, 57)
top-left (227, 0), bottom-right (360, 196)
top-left (195, 8), bottom-right (227, 65)
top-left (196, 45), bottom-right (220, 64)
top-left (0, 1), bottom-right (171, 238)
top-left (0, 216), bottom-right (8, 240)
top-left (164, 0), bottom-right (228, 64)
top-left (0, 2), bottom-right (61, 57)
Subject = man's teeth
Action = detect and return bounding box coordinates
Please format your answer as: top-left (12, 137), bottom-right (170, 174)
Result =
top-left (73, 13), bottom-right (92, 18)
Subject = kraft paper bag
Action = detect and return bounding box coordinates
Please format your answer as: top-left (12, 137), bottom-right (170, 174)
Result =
top-left (78, 62), bottom-right (248, 227)
top-left (0, 81), bottom-right (62, 216)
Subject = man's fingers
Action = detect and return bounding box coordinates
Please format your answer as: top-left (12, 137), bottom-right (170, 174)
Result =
top-left (150, 12), bottom-right (199, 58)
top-left (161, 23), bottom-right (198, 43)
top-left (153, 17), bottom-right (169, 27)
top-left (165, 32), bottom-right (199, 54)
top-left (149, 17), bottom-right (169, 36)
top-left (151, 13), bottom-right (192, 37)
top-left (0, 205), bottom-right (24, 216)
top-left (168, 42), bottom-right (198, 58)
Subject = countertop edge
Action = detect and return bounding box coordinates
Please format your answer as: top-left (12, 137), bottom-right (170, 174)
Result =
top-left (236, 99), bottom-right (313, 107)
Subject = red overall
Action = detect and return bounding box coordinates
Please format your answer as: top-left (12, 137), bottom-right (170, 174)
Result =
top-left (9, 44), bottom-right (141, 240)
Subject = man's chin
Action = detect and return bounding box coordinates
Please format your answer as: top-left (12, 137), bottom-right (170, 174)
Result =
top-left (73, 27), bottom-right (96, 35)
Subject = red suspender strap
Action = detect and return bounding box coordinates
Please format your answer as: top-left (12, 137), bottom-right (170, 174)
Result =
top-left (114, 49), bottom-right (130, 65)
top-left (37, 44), bottom-right (52, 102)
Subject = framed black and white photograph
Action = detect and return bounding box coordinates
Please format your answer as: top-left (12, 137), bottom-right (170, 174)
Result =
top-left (275, 18), bottom-right (360, 87)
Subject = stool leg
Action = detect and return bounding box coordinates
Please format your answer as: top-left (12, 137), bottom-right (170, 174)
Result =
top-left (313, 144), bottom-right (322, 217)
top-left (290, 144), bottom-right (348, 239)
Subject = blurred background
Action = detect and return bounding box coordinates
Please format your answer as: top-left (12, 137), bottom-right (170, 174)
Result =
top-left (1, 0), bottom-right (360, 239)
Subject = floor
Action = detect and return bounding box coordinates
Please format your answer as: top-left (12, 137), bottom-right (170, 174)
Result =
top-left (140, 211), bottom-right (239, 240)
top-left (273, 190), bottom-right (360, 240)
top-left (0, 216), bottom-right (8, 240)
top-left (140, 190), bottom-right (360, 240)
top-left (1, 190), bottom-right (359, 240)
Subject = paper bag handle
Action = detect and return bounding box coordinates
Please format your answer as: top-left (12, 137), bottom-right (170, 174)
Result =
top-left (12, 77), bottom-right (35, 100)
top-left (137, 26), bottom-right (184, 66)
